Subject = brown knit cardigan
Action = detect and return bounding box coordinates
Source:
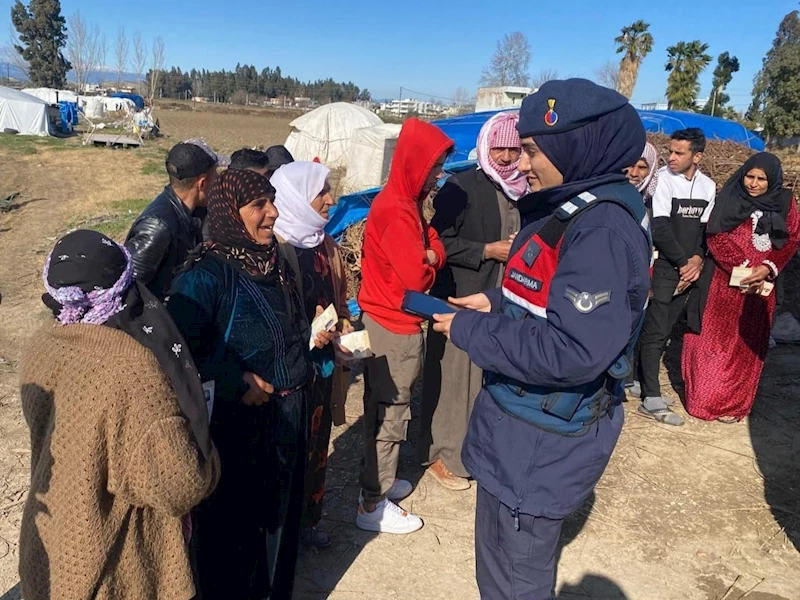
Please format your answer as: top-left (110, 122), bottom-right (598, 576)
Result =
top-left (19, 322), bottom-right (221, 600)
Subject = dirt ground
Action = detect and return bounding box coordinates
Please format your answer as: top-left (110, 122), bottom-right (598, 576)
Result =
top-left (0, 108), bottom-right (799, 600)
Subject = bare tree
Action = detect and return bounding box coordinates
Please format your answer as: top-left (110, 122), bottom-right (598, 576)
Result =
top-left (114, 27), bottom-right (129, 89)
top-left (4, 25), bottom-right (29, 81)
top-left (148, 36), bottom-right (165, 102)
top-left (132, 31), bottom-right (147, 94)
top-left (96, 34), bottom-right (107, 86)
top-left (595, 61), bottom-right (620, 90)
top-left (453, 86), bottom-right (471, 107)
top-left (480, 32), bottom-right (531, 87)
top-left (66, 12), bottom-right (102, 92)
top-left (531, 68), bottom-right (560, 89)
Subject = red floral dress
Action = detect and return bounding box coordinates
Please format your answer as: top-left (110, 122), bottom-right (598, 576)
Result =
top-left (682, 201), bottom-right (800, 421)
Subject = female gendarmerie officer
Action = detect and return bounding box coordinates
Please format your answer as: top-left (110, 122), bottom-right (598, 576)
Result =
top-left (433, 79), bottom-right (652, 599)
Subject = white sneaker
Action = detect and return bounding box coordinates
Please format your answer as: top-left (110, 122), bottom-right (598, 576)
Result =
top-left (387, 478), bottom-right (413, 501)
top-left (356, 498), bottom-right (423, 534)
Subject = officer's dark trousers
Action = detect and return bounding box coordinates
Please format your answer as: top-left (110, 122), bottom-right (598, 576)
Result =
top-left (475, 486), bottom-right (563, 600)
top-left (637, 272), bottom-right (688, 399)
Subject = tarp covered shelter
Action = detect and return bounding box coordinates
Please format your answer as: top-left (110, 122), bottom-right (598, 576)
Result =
top-left (285, 103), bottom-right (383, 168)
top-left (111, 92), bottom-right (145, 110)
top-left (342, 123), bottom-right (402, 194)
top-left (0, 86), bottom-right (50, 136)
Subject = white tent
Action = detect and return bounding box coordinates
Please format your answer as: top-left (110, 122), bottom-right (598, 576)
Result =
top-left (22, 87), bottom-right (79, 105)
top-left (284, 103), bottom-right (382, 168)
top-left (83, 97), bottom-right (105, 119)
top-left (342, 123), bottom-right (402, 194)
top-left (0, 87), bottom-right (50, 136)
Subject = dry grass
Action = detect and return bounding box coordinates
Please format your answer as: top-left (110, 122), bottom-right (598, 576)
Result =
top-left (155, 104), bottom-right (296, 153)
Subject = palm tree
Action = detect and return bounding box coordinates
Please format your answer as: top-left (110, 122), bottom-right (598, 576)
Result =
top-left (665, 41), bottom-right (712, 110)
top-left (615, 21), bottom-right (654, 99)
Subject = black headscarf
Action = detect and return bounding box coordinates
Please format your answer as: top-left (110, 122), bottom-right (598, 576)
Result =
top-left (707, 152), bottom-right (791, 249)
top-left (196, 168), bottom-right (280, 281)
top-left (519, 103), bottom-right (646, 215)
top-left (42, 230), bottom-right (213, 460)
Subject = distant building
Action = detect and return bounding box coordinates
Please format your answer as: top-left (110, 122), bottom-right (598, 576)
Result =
top-left (475, 86), bottom-right (535, 112)
top-left (380, 98), bottom-right (444, 117)
top-left (640, 102), bottom-right (669, 111)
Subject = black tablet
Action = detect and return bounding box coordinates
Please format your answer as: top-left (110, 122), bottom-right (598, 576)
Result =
top-left (401, 291), bottom-right (459, 320)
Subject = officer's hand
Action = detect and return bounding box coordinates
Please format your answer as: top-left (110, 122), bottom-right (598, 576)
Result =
top-left (484, 240), bottom-right (512, 263)
top-left (432, 312), bottom-right (456, 339)
top-left (448, 293), bottom-right (491, 312)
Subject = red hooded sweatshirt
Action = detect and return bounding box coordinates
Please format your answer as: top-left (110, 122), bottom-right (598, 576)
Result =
top-left (358, 118), bottom-right (454, 334)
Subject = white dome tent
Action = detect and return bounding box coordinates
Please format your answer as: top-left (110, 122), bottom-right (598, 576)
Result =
top-left (0, 87), bottom-right (50, 136)
top-left (22, 87), bottom-right (79, 105)
top-left (284, 103), bottom-right (382, 168)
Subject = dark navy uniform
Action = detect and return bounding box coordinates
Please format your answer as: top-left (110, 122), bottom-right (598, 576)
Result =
top-left (447, 80), bottom-right (652, 599)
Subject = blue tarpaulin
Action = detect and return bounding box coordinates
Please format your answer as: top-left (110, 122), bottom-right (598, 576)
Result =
top-left (430, 108), bottom-right (765, 160)
top-left (58, 101), bottom-right (79, 133)
top-left (111, 92), bottom-right (145, 110)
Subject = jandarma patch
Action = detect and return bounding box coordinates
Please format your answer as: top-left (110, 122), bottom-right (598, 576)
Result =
top-left (509, 269), bottom-right (543, 292)
top-left (564, 287), bottom-right (611, 314)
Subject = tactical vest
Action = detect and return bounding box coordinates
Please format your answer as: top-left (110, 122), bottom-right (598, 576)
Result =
top-left (485, 183), bottom-right (652, 436)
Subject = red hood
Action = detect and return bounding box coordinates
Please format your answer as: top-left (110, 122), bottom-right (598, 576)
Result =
top-left (382, 118), bottom-right (454, 203)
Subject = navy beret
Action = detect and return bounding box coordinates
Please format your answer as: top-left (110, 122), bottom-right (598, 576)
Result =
top-left (517, 78), bottom-right (630, 138)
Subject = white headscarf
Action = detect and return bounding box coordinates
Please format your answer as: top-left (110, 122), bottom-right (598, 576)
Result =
top-left (272, 161), bottom-right (331, 249)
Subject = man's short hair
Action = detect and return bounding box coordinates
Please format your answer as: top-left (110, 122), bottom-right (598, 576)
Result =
top-left (671, 128), bottom-right (706, 154)
top-left (230, 148), bottom-right (270, 171)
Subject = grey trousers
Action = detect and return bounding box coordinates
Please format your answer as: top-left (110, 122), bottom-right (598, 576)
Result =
top-left (359, 314), bottom-right (424, 503)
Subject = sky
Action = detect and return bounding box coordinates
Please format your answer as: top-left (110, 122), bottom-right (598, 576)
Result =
top-left (1, 0), bottom-right (798, 110)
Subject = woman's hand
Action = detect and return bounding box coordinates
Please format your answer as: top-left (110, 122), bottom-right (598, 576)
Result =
top-left (339, 318), bottom-right (355, 335)
top-left (313, 305), bottom-right (335, 349)
top-left (242, 372), bottom-right (274, 406)
top-left (448, 293), bottom-right (491, 313)
top-left (425, 249), bottom-right (438, 266)
top-left (740, 265), bottom-right (771, 288)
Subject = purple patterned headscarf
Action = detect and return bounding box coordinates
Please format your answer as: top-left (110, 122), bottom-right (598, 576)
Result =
top-left (42, 230), bottom-right (134, 325)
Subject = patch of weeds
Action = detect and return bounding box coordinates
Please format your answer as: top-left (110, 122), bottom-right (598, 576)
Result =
top-left (69, 197), bottom-right (151, 241)
top-left (0, 192), bottom-right (21, 212)
top-left (141, 161), bottom-right (162, 176)
top-left (0, 134), bottom-right (79, 154)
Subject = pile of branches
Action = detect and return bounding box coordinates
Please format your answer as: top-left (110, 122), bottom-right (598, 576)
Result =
top-left (338, 135), bottom-right (800, 299)
top-left (648, 134), bottom-right (800, 196)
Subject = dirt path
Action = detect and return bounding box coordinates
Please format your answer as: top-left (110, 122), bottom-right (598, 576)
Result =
top-left (0, 143), bottom-right (798, 599)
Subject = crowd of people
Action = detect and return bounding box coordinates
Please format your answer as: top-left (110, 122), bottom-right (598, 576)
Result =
top-left (17, 78), bottom-right (800, 599)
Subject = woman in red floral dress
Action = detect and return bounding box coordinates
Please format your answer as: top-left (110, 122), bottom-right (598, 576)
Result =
top-left (683, 153), bottom-right (800, 423)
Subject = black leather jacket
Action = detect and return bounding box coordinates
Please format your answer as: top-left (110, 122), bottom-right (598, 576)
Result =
top-left (125, 186), bottom-right (203, 300)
